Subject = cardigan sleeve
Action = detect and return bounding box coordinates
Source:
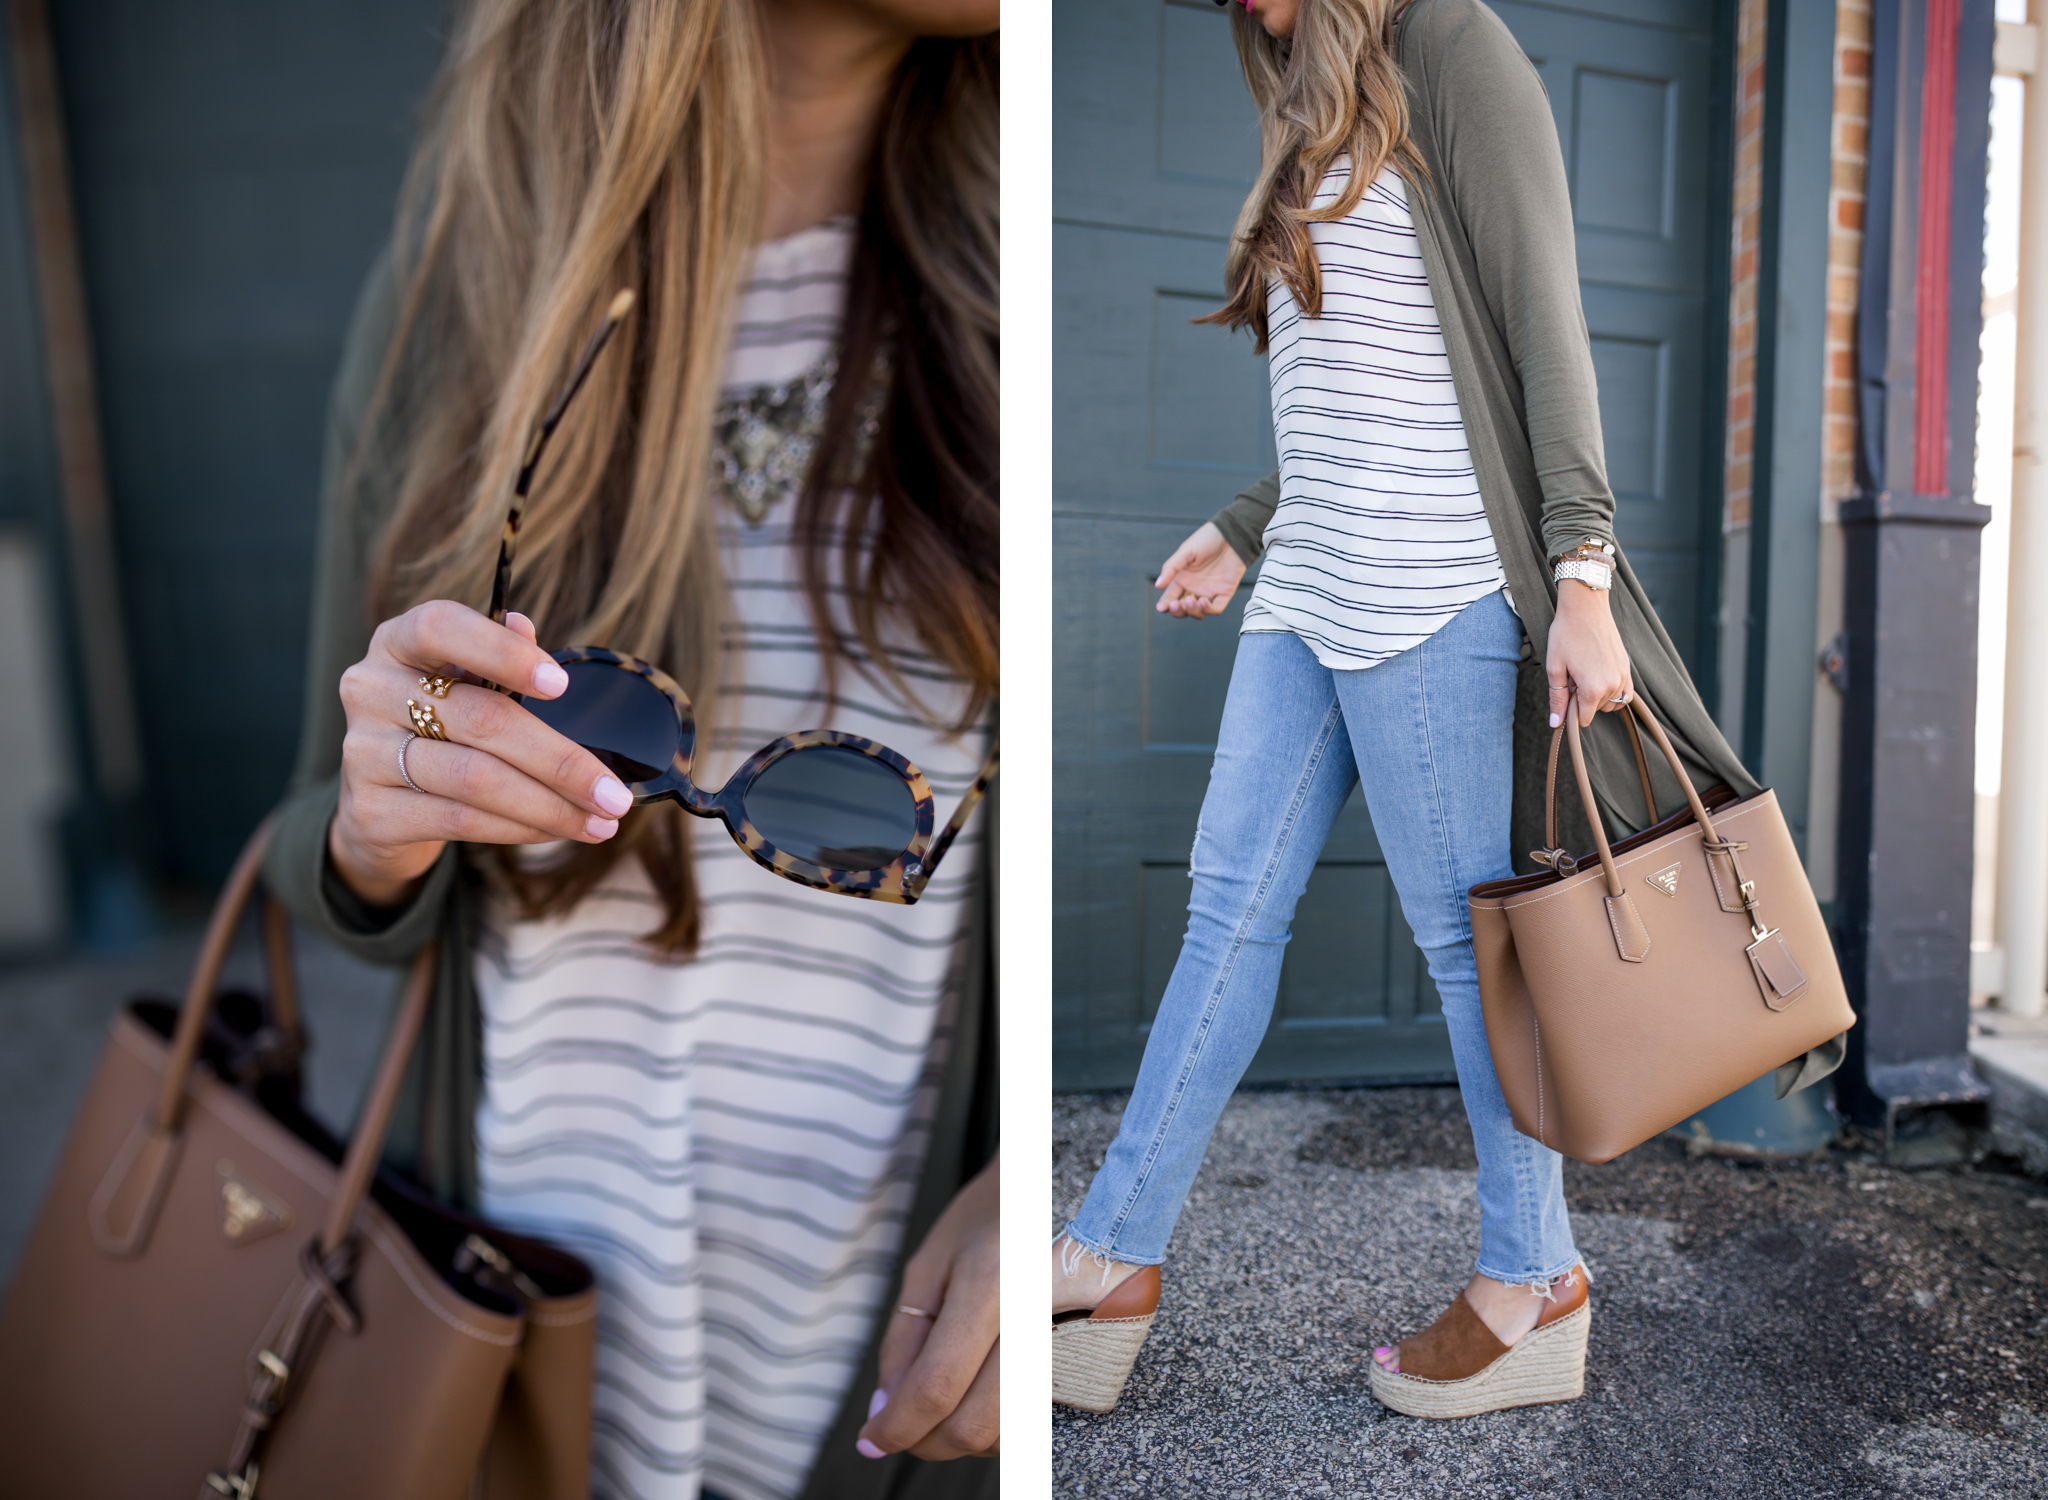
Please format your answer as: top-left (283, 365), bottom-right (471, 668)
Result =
top-left (1209, 469), bottom-right (1281, 565)
top-left (1416, 0), bottom-right (1619, 562)
top-left (262, 245), bottom-right (459, 960)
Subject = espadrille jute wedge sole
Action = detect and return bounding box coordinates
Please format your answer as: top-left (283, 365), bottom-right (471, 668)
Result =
top-left (1051, 1311), bottom-right (1157, 1413)
top-left (1052, 1264), bottom-right (1162, 1414)
top-left (1369, 1301), bottom-right (1591, 1418)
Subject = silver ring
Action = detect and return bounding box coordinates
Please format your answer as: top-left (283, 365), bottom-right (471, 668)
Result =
top-left (896, 1304), bottom-right (935, 1320)
top-left (397, 731), bottom-right (425, 793)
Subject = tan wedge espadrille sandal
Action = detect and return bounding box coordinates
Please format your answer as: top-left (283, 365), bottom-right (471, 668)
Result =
top-left (1051, 1264), bottom-right (1162, 1413)
top-left (1368, 1265), bottom-right (1591, 1419)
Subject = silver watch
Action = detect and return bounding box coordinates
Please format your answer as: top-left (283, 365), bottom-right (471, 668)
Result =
top-left (1554, 558), bottom-right (1613, 591)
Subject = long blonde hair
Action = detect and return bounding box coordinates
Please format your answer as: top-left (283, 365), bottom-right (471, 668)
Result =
top-left (354, 1), bottom-right (999, 951)
top-left (1200, 0), bottom-right (1425, 349)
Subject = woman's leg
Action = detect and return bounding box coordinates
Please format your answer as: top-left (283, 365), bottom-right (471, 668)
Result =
top-left (1331, 589), bottom-right (1579, 1295)
top-left (1063, 630), bottom-right (1359, 1268)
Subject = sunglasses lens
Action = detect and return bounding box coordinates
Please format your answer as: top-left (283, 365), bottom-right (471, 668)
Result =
top-left (523, 660), bottom-right (680, 785)
top-left (745, 744), bottom-right (917, 871)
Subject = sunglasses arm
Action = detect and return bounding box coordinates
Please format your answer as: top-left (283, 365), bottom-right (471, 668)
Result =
top-left (905, 746), bottom-right (998, 900)
top-left (485, 290), bottom-right (637, 627)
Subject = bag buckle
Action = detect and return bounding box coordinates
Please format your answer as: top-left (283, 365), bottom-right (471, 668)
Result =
top-left (205, 1462), bottom-right (260, 1499)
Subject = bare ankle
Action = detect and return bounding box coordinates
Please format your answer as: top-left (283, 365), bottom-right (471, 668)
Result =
top-left (1051, 1234), bottom-right (1144, 1313)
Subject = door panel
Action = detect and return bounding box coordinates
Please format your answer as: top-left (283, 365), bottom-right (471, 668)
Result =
top-left (1054, 0), bottom-right (1725, 1090)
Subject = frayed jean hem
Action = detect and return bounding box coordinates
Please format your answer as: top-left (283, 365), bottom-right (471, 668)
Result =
top-left (1472, 1250), bottom-right (1585, 1292)
top-left (1059, 1221), bottom-right (1165, 1269)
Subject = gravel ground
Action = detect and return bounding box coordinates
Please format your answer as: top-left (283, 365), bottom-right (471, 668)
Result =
top-left (1052, 1087), bottom-right (2048, 1499)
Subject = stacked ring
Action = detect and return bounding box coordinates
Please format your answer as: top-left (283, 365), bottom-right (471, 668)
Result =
top-left (396, 731), bottom-right (425, 793)
top-left (407, 699), bottom-right (450, 741)
top-left (417, 673), bottom-right (457, 699)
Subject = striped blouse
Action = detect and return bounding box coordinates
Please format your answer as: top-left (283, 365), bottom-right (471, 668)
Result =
top-left (1240, 159), bottom-right (1507, 668)
top-left (473, 219), bottom-right (986, 1500)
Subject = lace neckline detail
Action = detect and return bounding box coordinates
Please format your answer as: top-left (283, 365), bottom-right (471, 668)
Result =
top-left (710, 347), bottom-right (889, 526)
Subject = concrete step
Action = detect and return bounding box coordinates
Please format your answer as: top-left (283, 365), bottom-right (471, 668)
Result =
top-left (1970, 1005), bottom-right (2048, 1175)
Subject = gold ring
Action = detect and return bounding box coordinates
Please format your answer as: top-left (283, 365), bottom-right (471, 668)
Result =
top-left (418, 673), bottom-right (457, 699)
top-left (896, 1305), bottom-right (935, 1320)
top-left (407, 699), bottom-right (450, 742)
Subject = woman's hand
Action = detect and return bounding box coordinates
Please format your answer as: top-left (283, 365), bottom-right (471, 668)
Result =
top-left (1154, 522), bottom-right (1248, 619)
top-left (1545, 580), bottom-right (1634, 729)
top-left (328, 601), bottom-right (635, 907)
top-left (857, 1154), bottom-right (998, 1462)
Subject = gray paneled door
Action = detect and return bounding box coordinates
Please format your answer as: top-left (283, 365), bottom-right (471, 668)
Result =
top-left (1053, 0), bottom-right (1726, 1090)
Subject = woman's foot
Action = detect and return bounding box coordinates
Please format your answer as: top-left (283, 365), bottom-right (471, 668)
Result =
top-left (1051, 1233), bottom-right (1163, 1413)
top-left (1371, 1270), bottom-right (1566, 1373)
top-left (1367, 1265), bottom-right (1591, 1419)
top-left (1051, 1232), bottom-right (1145, 1316)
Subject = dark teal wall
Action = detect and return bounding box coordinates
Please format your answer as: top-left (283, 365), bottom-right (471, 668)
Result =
top-left (1, 1), bottom-right (444, 888)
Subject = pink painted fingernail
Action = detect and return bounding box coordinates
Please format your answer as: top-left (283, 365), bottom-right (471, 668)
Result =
top-left (532, 660), bottom-right (569, 697)
top-left (593, 776), bottom-right (632, 817)
top-left (856, 1388), bottom-right (889, 1457)
top-left (585, 815), bottom-right (618, 840)
top-left (1549, 712), bottom-right (1562, 728)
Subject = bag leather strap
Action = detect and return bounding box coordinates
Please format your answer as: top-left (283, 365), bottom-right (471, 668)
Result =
top-left (154, 817), bottom-right (279, 1136)
top-left (1554, 694), bottom-right (1720, 896)
top-left (1547, 693), bottom-right (1791, 969)
top-left (1537, 703), bottom-right (1660, 872)
top-left (91, 822), bottom-right (292, 1258)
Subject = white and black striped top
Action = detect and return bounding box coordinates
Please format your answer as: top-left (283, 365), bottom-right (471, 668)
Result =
top-left (473, 219), bottom-right (986, 1500)
top-left (1240, 160), bottom-right (1506, 667)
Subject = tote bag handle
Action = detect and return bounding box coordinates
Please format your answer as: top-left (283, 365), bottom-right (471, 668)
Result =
top-left (96, 818), bottom-right (436, 1259)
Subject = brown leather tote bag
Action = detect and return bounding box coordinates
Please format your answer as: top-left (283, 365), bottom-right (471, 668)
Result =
top-left (0, 822), bottom-right (597, 1499)
top-left (1469, 697), bottom-right (1856, 1163)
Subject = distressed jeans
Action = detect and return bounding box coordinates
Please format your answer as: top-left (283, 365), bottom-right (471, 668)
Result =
top-left (1067, 590), bottom-right (1579, 1285)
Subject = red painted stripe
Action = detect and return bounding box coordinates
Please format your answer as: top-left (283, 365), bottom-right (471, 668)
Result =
top-left (1914, 0), bottom-right (1961, 496)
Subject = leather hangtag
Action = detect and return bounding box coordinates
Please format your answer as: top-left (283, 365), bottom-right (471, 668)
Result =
top-left (216, 1159), bottom-right (294, 1246)
top-left (1605, 892), bottom-right (1652, 963)
top-left (1746, 931), bottom-right (1809, 1011)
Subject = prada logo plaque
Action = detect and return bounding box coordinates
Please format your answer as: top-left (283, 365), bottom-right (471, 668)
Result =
top-left (1644, 863), bottom-right (1681, 898)
top-left (217, 1160), bottom-right (294, 1245)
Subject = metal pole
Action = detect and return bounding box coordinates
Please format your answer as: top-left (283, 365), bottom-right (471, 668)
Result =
top-left (5, 0), bottom-right (141, 805)
top-left (1996, 0), bottom-right (2048, 1020)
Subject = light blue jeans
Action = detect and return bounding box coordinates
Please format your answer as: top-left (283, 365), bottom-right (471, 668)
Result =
top-left (1067, 590), bottom-right (1578, 1286)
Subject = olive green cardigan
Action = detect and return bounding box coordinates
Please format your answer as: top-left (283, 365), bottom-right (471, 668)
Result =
top-left (1212, 0), bottom-right (1842, 1097)
top-left (263, 253), bottom-right (997, 1500)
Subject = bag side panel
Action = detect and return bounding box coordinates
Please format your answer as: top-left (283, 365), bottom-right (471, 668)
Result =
top-left (1470, 895), bottom-right (1549, 1144)
top-left (482, 1289), bottom-right (599, 1500)
top-left (259, 1207), bottom-right (520, 1499)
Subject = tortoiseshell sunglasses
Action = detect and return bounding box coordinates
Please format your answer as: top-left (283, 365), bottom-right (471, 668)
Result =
top-left (483, 292), bottom-right (996, 905)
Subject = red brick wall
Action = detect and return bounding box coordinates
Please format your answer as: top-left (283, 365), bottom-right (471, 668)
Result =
top-left (1725, 0), bottom-right (1871, 527)
top-left (1724, 0), bottom-right (1770, 530)
top-left (1828, 0), bottom-right (1872, 512)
